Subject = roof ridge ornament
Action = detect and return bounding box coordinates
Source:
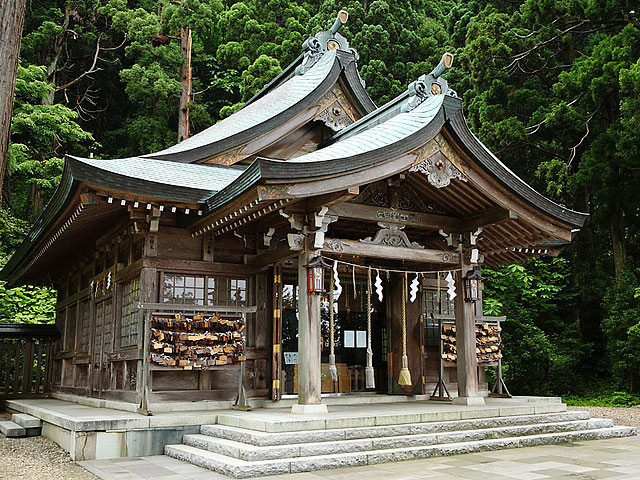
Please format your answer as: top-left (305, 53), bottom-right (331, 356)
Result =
top-left (402, 52), bottom-right (456, 112)
top-left (296, 10), bottom-right (357, 76)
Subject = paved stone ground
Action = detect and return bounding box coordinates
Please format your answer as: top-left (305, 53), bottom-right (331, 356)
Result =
top-left (79, 435), bottom-right (640, 480)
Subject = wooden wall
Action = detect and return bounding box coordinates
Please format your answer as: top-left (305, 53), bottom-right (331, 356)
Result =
top-left (50, 215), bottom-right (272, 405)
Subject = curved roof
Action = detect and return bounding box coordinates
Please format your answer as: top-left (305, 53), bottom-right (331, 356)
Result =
top-left (1, 48), bottom-right (589, 286)
top-left (289, 94), bottom-right (445, 163)
top-left (203, 93), bottom-right (587, 230)
top-left (443, 107), bottom-right (587, 228)
top-left (68, 156), bottom-right (245, 198)
top-left (144, 49), bottom-right (375, 164)
top-left (0, 156), bottom-right (246, 285)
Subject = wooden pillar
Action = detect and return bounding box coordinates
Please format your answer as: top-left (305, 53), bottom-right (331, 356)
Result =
top-left (453, 255), bottom-right (484, 405)
top-left (138, 267), bottom-right (156, 414)
top-left (292, 247), bottom-right (327, 414)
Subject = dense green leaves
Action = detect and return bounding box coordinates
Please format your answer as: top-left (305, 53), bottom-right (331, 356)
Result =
top-left (0, 210), bottom-right (56, 324)
top-left (8, 64), bottom-right (94, 218)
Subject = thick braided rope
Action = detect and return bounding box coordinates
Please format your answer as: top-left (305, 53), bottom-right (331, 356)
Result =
top-left (330, 268), bottom-right (335, 356)
top-left (402, 273), bottom-right (407, 357)
top-left (367, 267), bottom-right (372, 352)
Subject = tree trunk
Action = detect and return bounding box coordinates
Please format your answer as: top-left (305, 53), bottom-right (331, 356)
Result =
top-left (177, 27), bottom-right (192, 143)
top-left (0, 0), bottom-right (27, 208)
top-left (611, 214), bottom-right (627, 277)
top-left (44, 5), bottom-right (70, 106)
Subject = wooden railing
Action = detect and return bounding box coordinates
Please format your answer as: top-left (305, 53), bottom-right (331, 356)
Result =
top-left (0, 324), bottom-right (58, 398)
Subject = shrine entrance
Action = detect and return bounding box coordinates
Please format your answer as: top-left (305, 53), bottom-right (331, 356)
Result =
top-left (279, 266), bottom-right (389, 396)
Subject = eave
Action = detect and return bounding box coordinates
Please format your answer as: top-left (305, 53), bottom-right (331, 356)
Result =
top-left (0, 156), bottom-right (220, 286)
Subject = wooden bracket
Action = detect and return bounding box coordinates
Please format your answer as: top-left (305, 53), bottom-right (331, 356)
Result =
top-left (263, 228), bottom-right (276, 247)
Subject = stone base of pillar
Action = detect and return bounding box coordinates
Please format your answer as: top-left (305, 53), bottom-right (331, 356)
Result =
top-left (291, 404), bottom-right (329, 415)
top-left (452, 396), bottom-right (486, 406)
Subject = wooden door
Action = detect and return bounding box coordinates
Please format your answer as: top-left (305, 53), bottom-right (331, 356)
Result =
top-left (92, 298), bottom-right (113, 398)
top-left (387, 273), bottom-right (424, 395)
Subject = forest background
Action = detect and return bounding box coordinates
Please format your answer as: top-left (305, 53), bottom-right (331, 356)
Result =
top-left (1, 0), bottom-right (639, 401)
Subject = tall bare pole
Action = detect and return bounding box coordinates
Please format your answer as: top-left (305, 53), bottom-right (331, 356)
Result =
top-left (0, 0), bottom-right (27, 206)
top-left (177, 27), bottom-right (192, 143)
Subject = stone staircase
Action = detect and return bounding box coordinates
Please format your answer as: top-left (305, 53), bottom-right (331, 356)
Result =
top-left (0, 413), bottom-right (42, 438)
top-left (164, 408), bottom-right (636, 478)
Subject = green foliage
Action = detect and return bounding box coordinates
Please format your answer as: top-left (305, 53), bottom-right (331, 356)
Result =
top-left (482, 258), bottom-right (593, 394)
top-left (0, 284), bottom-right (57, 324)
top-left (0, 211), bottom-right (56, 324)
top-left (563, 391), bottom-right (640, 407)
top-left (601, 269), bottom-right (640, 387)
top-left (7, 64), bottom-right (94, 218)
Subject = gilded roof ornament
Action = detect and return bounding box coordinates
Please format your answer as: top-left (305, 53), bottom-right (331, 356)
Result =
top-left (296, 10), bottom-right (358, 76)
top-left (403, 53), bottom-right (457, 112)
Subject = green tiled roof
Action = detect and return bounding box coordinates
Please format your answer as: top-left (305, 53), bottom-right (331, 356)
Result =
top-left (145, 51), bottom-right (341, 164)
top-left (70, 156), bottom-right (245, 197)
top-left (289, 94), bottom-right (444, 163)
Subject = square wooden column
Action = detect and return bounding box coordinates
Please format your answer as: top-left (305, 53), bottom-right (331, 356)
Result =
top-left (453, 259), bottom-right (485, 405)
top-left (292, 248), bottom-right (327, 414)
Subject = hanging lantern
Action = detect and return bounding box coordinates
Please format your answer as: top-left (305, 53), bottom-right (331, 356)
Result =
top-left (305, 256), bottom-right (331, 295)
top-left (463, 267), bottom-right (484, 302)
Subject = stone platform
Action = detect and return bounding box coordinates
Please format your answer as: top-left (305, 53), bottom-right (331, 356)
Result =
top-left (4, 395), bottom-right (636, 473)
top-left (2, 397), bottom-right (218, 460)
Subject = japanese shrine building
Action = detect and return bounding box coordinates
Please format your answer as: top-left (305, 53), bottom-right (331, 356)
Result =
top-left (0, 12), bottom-right (587, 414)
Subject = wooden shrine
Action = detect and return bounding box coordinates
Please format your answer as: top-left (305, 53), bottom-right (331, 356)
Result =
top-left (0, 11), bottom-right (587, 412)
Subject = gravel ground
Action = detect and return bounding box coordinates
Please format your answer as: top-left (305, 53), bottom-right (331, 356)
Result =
top-left (0, 413), bottom-right (97, 480)
top-left (572, 405), bottom-right (640, 429)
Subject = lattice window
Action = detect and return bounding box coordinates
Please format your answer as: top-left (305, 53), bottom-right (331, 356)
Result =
top-left (163, 274), bottom-right (205, 305)
top-left (120, 277), bottom-right (140, 348)
top-left (163, 274), bottom-right (248, 306)
top-left (424, 289), bottom-right (454, 316)
top-left (224, 278), bottom-right (247, 306)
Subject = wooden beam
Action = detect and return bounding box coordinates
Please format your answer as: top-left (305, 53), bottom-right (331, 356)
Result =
top-left (328, 203), bottom-right (517, 233)
top-left (455, 207), bottom-right (517, 232)
top-left (244, 243), bottom-right (297, 266)
top-left (141, 257), bottom-right (262, 275)
top-left (328, 203), bottom-right (459, 229)
top-left (322, 238), bottom-right (459, 264)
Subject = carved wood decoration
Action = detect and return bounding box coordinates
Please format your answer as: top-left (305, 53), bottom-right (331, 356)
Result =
top-left (409, 134), bottom-right (468, 189)
top-left (410, 150), bottom-right (467, 189)
top-left (316, 101), bottom-right (354, 131)
top-left (351, 179), bottom-right (446, 215)
top-left (360, 223), bottom-right (424, 249)
top-left (205, 145), bottom-right (248, 165)
top-left (314, 86), bottom-right (357, 132)
top-left (322, 237), bottom-right (459, 264)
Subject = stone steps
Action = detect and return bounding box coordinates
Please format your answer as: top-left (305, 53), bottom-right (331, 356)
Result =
top-left (0, 420), bottom-right (26, 437)
top-left (214, 402), bottom-right (567, 433)
top-left (0, 414), bottom-right (42, 438)
top-left (184, 419), bottom-right (613, 461)
top-left (165, 426), bottom-right (637, 479)
top-left (201, 411), bottom-right (591, 446)
top-left (164, 410), bottom-right (637, 478)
